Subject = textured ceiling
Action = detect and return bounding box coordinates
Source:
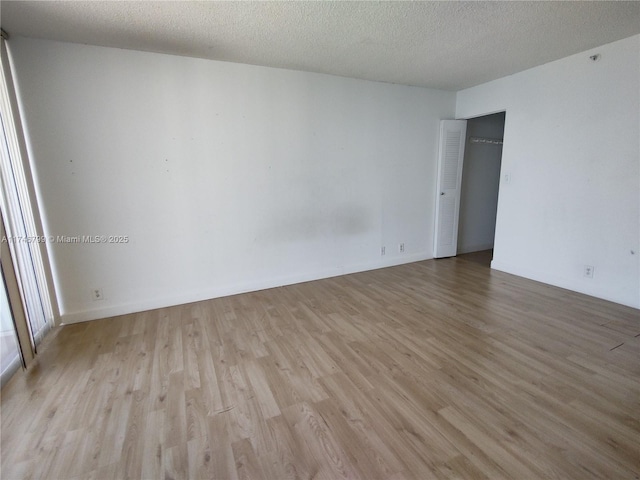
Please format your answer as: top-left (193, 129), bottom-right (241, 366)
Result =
top-left (1, 1), bottom-right (639, 91)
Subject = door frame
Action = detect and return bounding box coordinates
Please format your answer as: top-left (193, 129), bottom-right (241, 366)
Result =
top-left (434, 110), bottom-right (507, 261)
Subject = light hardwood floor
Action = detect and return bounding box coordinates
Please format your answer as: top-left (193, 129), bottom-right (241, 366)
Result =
top-left (1, 253), bottom-right (639, 479)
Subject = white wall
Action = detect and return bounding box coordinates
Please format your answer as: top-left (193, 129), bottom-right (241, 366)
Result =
top-left (457, 35), bottom-right (640, 308)
top-left (458, 112), bottom-right (504, 254)
top-left (9, 37), bottom-right (455, 323)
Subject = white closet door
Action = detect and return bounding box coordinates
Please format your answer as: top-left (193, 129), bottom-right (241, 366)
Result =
top-left (433, 120), bottom-right (466, 258)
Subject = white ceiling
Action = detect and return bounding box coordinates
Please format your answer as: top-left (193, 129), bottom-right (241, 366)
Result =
top-left (1, 1), bottom-right (639, 91)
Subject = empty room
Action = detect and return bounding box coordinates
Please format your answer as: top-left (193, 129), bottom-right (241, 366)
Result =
top-left (1, 1), bottom-right (639, 479)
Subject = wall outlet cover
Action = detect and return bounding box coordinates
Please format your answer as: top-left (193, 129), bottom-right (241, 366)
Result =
top-left (584, 265), bottom-right (594, 278)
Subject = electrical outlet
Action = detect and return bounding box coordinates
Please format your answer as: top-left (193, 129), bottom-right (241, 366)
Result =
top-left (584, 265), bottom-right (594, 279)
top-left (92, 288), bottom-right (104, 301)
top-left (381, 246), bottom-right (386, 256)
top-left (504, 173), bottom-right (511, 184)
top-left (399, 243), bottom-right (405, 253)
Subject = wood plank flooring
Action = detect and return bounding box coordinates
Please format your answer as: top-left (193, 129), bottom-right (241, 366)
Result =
top-left (1, 253), bottom-right (639, 479)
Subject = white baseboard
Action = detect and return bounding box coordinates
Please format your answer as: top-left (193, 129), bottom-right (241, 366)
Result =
top-left (490, 260), bottom-right (640, 310)
top-left (60, 252), bottom-right (431, 324)
top-left (458, 243), bottom-right (494, 254)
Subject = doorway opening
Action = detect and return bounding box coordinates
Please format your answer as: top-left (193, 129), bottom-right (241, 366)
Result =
top-left (457, 112), bottom-right (505, 265)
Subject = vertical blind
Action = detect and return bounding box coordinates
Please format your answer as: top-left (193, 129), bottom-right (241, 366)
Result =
top-left (0, 36), bottom-right (55, 350)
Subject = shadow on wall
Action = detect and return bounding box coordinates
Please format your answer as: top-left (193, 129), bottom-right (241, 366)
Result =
top-left (265, 205), bottom-right (374, 242)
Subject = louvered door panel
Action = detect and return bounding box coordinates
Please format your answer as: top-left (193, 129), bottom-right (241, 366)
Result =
top-left (433, 120), bottom-right (466, 258)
